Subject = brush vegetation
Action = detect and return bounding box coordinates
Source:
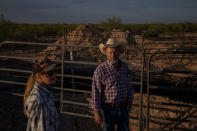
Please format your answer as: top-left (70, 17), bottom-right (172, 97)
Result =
top-left (1, 17), bottom-right (197, 42)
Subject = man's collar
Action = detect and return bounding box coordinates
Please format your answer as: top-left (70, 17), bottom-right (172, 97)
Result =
top-left (106, 59), bottom-right (122, 67)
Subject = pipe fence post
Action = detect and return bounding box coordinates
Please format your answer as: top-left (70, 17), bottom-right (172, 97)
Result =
top-left (70, 50), bottom-right (76, 96)
top-left (60, 28), bottom-right (66, 113)
top-left (139, 37), bottom-right (145, 131)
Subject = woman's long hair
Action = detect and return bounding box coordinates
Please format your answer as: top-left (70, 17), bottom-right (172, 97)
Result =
top-left (24, 62), bottom-right (41, 116)
top-left (24, 73), bottom-right (36, 116)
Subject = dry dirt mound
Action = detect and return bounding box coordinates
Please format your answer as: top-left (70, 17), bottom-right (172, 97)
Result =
top-left (66, 23), bottom-right (130, 46)
top-left (40, 23), bottom-right (133, 62)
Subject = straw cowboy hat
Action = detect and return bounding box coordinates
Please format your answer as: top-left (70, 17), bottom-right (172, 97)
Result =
top-left (99, 38), bottom-right (125, 55)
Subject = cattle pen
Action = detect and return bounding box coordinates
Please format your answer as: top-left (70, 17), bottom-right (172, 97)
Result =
top-left (0, 29), bottom-right (197, 131)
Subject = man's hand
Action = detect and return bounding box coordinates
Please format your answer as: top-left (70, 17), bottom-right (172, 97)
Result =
top-left (94, 110), bottom-right (103, 127)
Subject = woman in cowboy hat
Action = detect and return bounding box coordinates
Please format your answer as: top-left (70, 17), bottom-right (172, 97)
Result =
top-left (24, 58), bottom-right (59, 131)
top-left (92, 38), bottom-right (134, 131)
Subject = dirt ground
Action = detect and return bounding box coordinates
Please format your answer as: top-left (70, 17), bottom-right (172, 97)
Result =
top-left (131, 93), bottom-right (197, 131)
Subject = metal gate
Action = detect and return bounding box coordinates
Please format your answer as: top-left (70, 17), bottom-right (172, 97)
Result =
top-left (1, 29), bottom-right (197, 130)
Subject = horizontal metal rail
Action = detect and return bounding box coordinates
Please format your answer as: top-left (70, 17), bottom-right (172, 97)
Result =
top-left (142, 36), bottom-right (197, 40)
top-left (0, 68), bottom-right (141, 85)
top-left (61, 111), bottom-right (94, 119)
top-left (0, 67), bottom-right (92, 80)
top-left (2, 38), bottom-right (197, 47)
top-left (0, 80), bottom-right (26, 86)
top-left (0, 68), bottom-right (31, 73)
top-left (63, 33), bottom-right (197, 39)
top-left (62, 74), bottom-right (92, 80)
top-left (149, 101), bottom-right (193, 107)
top-left (0, 91), bottom-right (24, 97)
top-left (150, 115), bottom-right (197, 123)
top-left (1, 41), bottom-right (61, 46)
top-left (3, 40), bottom-right (189, 52)
top-left (0, 79), bottom-right (91, 93)
top-left (0, 55), bottom-right (99, 65)
top-left (2, 66), bottom-right (183, 77)
top-left (143, 41), bottom-right (197, 44)
top-left (63, 61), bottom-right (98, 66)
top-left (0, 56), bottom-right (140, 69)
top-left (63, 100), bottom-right (89, 107)
top-left (0, 55), bottom-right (32, 61)
top-left (53, 87), bottom-right (91, 94)
top-left (2, 54), bottom-right (197, 66)
top-left (149, 85), bottom-right (197, 92)
top-left (1, 41), bottom-right (100, 48)
top-left (1, 40), bottom-right (146, 51)
top-left (1, 77), bottom-right (195, 92)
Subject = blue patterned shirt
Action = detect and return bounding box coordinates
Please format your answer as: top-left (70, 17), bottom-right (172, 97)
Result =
top-left (25, 82), bottom-right (59, 131)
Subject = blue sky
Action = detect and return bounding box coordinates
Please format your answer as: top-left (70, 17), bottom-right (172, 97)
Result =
top-left (0, 0), bottom-right (197, 24)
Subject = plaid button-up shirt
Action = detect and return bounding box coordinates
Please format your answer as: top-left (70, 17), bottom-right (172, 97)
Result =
top-left (25, 82), bottom-right (59, 131)
top-left (92, 60), bottom-right (134, 110)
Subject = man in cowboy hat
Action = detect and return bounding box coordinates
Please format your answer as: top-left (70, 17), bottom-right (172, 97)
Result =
top-left (92, 38), bottom-right (134, 131)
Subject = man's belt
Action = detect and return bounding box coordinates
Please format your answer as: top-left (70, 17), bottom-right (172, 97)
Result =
top-left (102, 102), bottom-right (127, 108)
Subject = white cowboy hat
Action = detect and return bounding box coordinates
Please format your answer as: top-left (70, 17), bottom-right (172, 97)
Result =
top-left (99, 38), bottom-right (125, 55)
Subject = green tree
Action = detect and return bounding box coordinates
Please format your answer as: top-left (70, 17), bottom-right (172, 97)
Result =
top-left (100, 16), bottom-right (122, 29)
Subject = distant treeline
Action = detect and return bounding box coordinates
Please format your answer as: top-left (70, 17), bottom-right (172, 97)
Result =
top-left (0, 22), bottom-right (77, 42)
top-left (0, 21), bottom-right (197, 42)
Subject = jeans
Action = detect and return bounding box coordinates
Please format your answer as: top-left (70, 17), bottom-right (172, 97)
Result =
top-left (100, 104), bottom-right (130, 131)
